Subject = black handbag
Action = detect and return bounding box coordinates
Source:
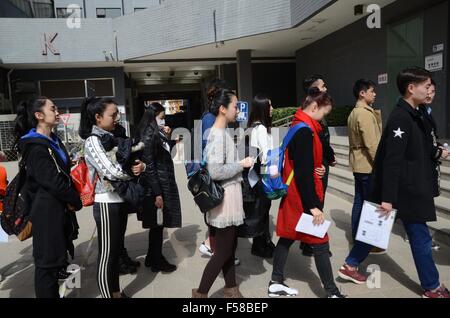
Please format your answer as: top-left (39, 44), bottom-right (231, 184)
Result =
top-left (111, 179), bottom-right (145, 207)
top-left (187, 166), bottom-right (224, 213)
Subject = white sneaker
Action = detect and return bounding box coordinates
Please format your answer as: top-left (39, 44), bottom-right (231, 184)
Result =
top-left (267, 281), bottom-right (298, 297)
top-left (199, 242), bottom-right (213, 257)
top-left (234, 257), bottom-right (241, 266)
top-left (432, 241), bottom-right (441, 251)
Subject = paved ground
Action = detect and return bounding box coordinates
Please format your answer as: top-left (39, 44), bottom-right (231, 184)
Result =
top-left (0, 162), bottom-right (449, 298)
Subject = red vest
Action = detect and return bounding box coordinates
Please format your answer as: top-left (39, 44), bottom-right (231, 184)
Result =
top-left (276, 109), bottom-right (328, 244)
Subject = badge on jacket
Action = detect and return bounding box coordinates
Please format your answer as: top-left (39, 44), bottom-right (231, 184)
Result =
top-left (393, 128), bottom-right (405, 139)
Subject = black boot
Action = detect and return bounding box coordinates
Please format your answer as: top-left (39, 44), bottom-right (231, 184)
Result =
top-left (119, 257), bottom-right (138, 275)
top-left (120, 249), bottom-right (141, 268)
top-left (252, 236), bottom-right (273, 258)
top-left (146, 255), bottom-right (177, 273)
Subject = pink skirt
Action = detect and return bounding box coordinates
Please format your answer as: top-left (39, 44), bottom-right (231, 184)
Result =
top-left (206, 183), bottom-right (245, 228)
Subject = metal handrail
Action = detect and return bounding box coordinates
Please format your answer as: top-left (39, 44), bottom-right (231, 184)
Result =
top-left (272, 114), bottom-right (294, 127)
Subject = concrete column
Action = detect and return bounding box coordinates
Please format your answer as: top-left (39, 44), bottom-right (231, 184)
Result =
top-left (236, 50), bottom-right (253, 105)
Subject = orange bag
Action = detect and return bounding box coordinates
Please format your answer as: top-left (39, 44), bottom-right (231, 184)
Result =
top-left (71, 158), bottom-right (98, 207)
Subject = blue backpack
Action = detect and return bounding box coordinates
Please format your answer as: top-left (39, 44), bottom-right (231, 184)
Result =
top-left (261, 122), bottom-right (311, 200)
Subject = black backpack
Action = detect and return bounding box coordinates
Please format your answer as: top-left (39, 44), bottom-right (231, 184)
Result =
top-left (0, 153), bottom-right (32, 241)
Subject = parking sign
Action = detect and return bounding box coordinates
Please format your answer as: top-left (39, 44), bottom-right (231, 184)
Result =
top-left (237, 101), bottom-right (248, 122)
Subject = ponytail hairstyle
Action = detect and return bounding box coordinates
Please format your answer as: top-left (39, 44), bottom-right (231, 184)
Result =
top-left (78, 97), bottom-right (117, 139)
top-left (248, 93), bottom-right (272, 133)
top-left (209, 89), bottom-right (237, 117)
top-left (302, 87), bottom-right (333, 110)
top-left (136, 102), bottom-right (165, 159)
top-left (14, 96), bottom-right (49, 145)
top-left (204, 78), bottom-right (229, 114)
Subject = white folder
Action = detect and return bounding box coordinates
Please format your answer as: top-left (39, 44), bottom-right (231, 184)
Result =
top-left (355, 201), bottom-right (397, 250)
top-left (0, 222), bottom-right (9, 243)
top-left (295, 213), bottom-right (331, 239)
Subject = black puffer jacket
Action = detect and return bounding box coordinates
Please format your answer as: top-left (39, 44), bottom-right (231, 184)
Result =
top-left (18, 136), bottom-right (82, 268)
top-left (138, 125), bottom-right (181, 229)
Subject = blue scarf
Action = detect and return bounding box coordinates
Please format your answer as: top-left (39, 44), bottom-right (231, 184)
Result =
top-left (21, 128), bottom-right (68, 165)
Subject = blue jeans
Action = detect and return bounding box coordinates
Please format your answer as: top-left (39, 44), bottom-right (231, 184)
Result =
top-left (351, 173), bottom-right (372, 240)
top-left (345, 221), bottom-right (440, 291)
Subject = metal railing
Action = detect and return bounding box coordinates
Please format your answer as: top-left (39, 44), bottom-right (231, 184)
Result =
top-left (272, 114), bottom-right (294, 127)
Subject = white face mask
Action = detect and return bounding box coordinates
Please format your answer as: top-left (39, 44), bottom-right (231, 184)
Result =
top-left (156, 118), bottom-right (165, 127)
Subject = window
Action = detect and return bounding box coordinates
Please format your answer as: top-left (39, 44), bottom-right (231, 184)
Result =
top-left (56, 7), bottom-right (83, 19)
top-left (96, 8), bottom-right (122, 18)
top-left (39, 79), bottom-right (115, 99)
top-left (40, 80), bottom-right (86, 99)
top-left (86, 79), bottom-right (114, 97)
top-left (134, 8), bottom-right (147, 12)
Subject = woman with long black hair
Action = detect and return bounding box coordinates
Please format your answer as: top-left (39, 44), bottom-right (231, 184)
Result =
top-left (136, 102), bottom-right (181, 273)
top-left (244, 94), bottom-right (276, 258)
top-left (79, 97), bottom-right (145, 298)
top-left (14, 97), bottom-right (82, 298)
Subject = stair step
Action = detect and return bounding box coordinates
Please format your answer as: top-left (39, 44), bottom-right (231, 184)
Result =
top-left (333, 147), bottom-right (348, 160)
top-left (329, 165), bottom-right (450, 199)
top-left (440, 179), bottom-right (450, 199)
top-left (329, 166), bottom-right (353, 186)
top-left (327, 178), bottom-right (450, 220)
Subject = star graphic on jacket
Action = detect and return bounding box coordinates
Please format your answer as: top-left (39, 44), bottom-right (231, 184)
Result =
top-left (393, 128), bottom-right (405, 139)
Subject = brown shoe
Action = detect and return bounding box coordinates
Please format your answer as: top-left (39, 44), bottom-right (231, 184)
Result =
top-left (224, 286), bottom-right (244, 298)
top-left (192, 288), bottom-right (208, 298)
top-left (370, 247), bottom-right (387, 255)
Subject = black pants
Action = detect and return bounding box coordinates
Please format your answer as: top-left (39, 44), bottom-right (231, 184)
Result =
top-left (146, 225), bottom-right (164, 265)
top-left (34, 267), bottom-right (59, 298)
top-left (272, 238), bottom-right (339, 296)
top-left (252, 191), bottom-right (272, 246)
top-left (198, 226), bottom-right (238, 294)
top-left (93, 202), bottom-right (128, 298)
top-left (323, 163), bottom-right (330, 194)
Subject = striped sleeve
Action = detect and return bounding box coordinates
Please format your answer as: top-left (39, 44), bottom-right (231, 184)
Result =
top-left (84, 136), bottom-right (131, 181)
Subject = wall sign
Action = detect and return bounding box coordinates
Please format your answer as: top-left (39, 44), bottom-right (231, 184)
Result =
top-left (425, 54), bottom-right (443, 72)
top-left (433, 43), bottom-right (444, 53)
top-left (378, 73), bottom-right (388, 84)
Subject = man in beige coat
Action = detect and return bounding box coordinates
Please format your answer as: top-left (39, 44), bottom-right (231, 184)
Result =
top-left (347, 79), bottom-right (382, 242)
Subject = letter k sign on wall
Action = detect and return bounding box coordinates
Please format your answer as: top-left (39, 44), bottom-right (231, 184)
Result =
top-left (42, 33), bottom-right (60, 56)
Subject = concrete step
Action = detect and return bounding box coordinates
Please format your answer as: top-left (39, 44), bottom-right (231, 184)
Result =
top-left (440, 179), bottom-right (450, 199)
top-left (329, 166), bottom-right (353, 186)
top-left (333, 147), bottom-right (348, 160)
top-left (327, 178), bottom-right (450, 221)
top-left (327, 178), bottom-right (450, 246)
top-left (330, 164), bottom-right (450, 199)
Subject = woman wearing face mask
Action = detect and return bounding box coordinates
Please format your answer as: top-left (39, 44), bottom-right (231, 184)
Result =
top-left (268, 91), bottom-right (346, 298)
top-left (137, 102), bottom-right (181, 273)
top-left (192, 89), bottom-right (254, 298)
top-left (14, 97), bottom-right (82, 298)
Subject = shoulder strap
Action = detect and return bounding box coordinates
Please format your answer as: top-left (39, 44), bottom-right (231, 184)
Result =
top-left (281, 122), bottom-right (310, 150)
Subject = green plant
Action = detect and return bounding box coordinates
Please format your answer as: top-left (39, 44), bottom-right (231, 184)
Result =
top-left (326, 105), bottom-right (353, 127)
top-left (272, 107), bottom-right (297, 123)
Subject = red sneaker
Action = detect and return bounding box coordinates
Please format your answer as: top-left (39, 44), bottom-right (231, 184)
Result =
top-left (423, 285), bottom-right (450, 298)
top-left (338, 264), bottom-right (367, 285)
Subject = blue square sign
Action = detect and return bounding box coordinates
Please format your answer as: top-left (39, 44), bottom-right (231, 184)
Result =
top-left (237, 101), bottom-right (248, 122)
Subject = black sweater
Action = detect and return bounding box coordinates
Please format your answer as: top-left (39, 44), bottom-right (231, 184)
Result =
top-left (288, 128), bottom-right (323, 212)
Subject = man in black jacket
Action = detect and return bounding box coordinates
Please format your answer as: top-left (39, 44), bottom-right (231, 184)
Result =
top-left (418, 79), bottom-right (449, 251)
top-left (337, 67), bottom-right (450, 298)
